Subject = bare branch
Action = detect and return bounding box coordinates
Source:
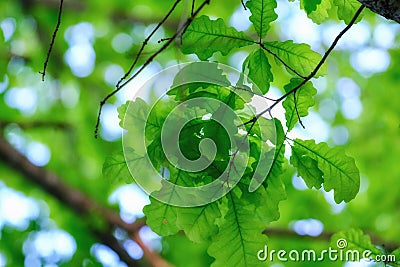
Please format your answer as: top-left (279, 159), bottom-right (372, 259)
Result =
top-left (131, 231), bottom-right (172, 267)
top-left (115, 0), bottom-right (183, 89)
top-left (95, 0), bottom-right (211, 138)
top-left (241, 0), bottom-right (247, 10)
top-left (191, 0), bottom-right (195, 16)
top-left (39, 0), bottom-right (64, 81)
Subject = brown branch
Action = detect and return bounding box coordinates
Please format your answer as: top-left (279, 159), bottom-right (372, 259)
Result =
top-left (131, 231), bottom-right (172, 267)
top-left (94, 0), bottom-right (211, 138)
top-left (0, 135), bottom-right (169, 267)
top-left (93, 229), bottom-right (144, 267)
top-left (39, 0), bottom-right (64, 81)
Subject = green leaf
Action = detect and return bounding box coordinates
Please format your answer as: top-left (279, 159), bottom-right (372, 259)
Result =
top-left (102, 150), bottom-right (132, 184)
top-left (118, 99), bottom-right (149, 130)
top-left (118, 99), bottom-right (150, 147)
top-left (207, 188), bottom-right (268, 267)
top-left (333, 0), bottom-right (362, 24)
top-left (292, 139), bottom-right (360, 203)
top-left (143, 197), bottom-right (181, 236)
top-left (282, 78), bottom-right (317, 131)
top-left (169, 62), bottom-right (231, 101)
top-left (263, 40), bottom-right (326, 77)
top-left (261, 143), bottom-right (286, 222)
top-left (290, 147), bottom-right (323, 189)
top-left (181, 15), bottom-right (254, 60)
top-left (143, 168), bottom-right (196, 236)
top-left (246, 0), bottom-right (278, 39)
top-left (306, 0), bottom-right (332, 24)
top-left (250, 119), bottom-right (287, 220)
top-left (392, 248), bottom-right (400, 262)
top-left (301, 0), bottom-right (322, 14)
top-left (330, 229), bottom-right (383, 257)
top-left (176, 202), bottom-right (222, 243)
top-left (244, 48), bottom-right (273, 94)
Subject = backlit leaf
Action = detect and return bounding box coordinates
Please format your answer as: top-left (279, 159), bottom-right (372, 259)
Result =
top-left (330, 229), bottom-right (382, 256)
top-left (333, 0), bottom-right (362, 24)
top-left (246, 0), bottom-right (278, 39)
top-left (263, 40), bottom-right (326, 77)
top-left (182, 15), bottom-right (254, 60)
top-left (282, 78), bottom-right (317, 131)
top-left (244, 48), bottom-right (273, 94)
top-left (207, 188), bottom-right (268, 266)
top-left (292, 139), bottom-right (360, 203)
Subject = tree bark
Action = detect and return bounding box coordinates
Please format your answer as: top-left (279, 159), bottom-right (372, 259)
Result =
top-left (358, 0), bottom-right (400, 23)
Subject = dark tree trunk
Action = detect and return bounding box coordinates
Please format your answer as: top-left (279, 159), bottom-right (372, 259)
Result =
top-left (358, 0), bottom-right (400, 23)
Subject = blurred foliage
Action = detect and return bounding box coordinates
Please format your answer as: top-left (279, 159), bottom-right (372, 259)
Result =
top-left (0, 0), bottom-right (399, 266)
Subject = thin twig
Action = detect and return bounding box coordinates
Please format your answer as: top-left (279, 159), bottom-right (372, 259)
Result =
top-left (191, 0), bottom-right (195, 16)
top-left (243, 5), bottom-right (365, 127)
top-left (158, 37), bottom-right (173, 43)
top-left (241, 0), bottom-right (247, 10)
top-left (95, 0), bottom-right (211, 138)
top-left (115, 0), bottom-right (182, 89)
top-left (39, 0), bottom-right (64, 81)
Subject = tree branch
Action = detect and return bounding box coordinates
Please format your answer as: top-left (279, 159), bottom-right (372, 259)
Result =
top-left (357, 0), bottom-right (400, 23)
top-left (94, 0), bottom-right (211, 138)
top-left (115, 0), bottom-right (183, 89)
top-left (39, 0), bottom-right (64, 81)
top-left (0, 135), bottom-right (169, 267)
top-left (93, 229), bottom-right (144, 267)
top-left (244, 5), bottom-right (365, 128)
